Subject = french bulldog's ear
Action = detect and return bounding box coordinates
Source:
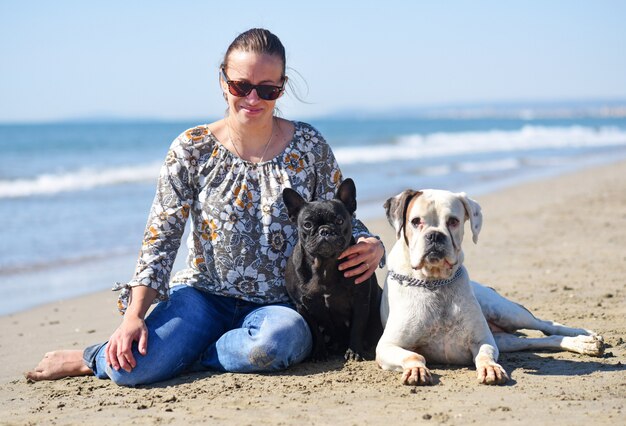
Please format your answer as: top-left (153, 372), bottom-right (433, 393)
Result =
top-left (282, 188), bottom-right (307, 222)
top-left (335, 178), bottom-right (357, 215)
top-left (384, 190), bottom-right (421, 240)
top-left (457, 192), bottom-right (482, 244)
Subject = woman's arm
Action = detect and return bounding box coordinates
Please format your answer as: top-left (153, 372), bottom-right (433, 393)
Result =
top-left (107, 130), bottom-right (202, 371)
top-left (115, 131), bottom-right (198, 314)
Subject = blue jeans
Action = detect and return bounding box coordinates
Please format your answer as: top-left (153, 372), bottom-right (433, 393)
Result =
top-left (83, 285), bottom-right (312, 386)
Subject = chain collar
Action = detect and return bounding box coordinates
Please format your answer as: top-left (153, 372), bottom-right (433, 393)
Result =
top-left (388, 266), bottom-right (465, 289)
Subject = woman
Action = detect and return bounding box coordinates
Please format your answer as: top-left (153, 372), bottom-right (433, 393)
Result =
top-left (27, 28), bottom-right (385, 386)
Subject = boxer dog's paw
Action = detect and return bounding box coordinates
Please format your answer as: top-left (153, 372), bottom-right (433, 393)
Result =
top-left (476, 362), bottom-right (508, 385)
top-left (402, 366), bottom-right (432, 386)
top-left (570, 334), bottom-right (605, 357)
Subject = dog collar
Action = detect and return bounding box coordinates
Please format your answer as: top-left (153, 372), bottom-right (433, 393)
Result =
top-left (388, 266), bottom-right (465, 289)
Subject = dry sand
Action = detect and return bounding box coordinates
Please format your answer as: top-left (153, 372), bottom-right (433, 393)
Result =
top-left (1, 161), bottom-right (625, 425)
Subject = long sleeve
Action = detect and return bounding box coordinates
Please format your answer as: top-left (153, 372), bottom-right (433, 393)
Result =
top-left (114, 134), bottom-right (196, 313)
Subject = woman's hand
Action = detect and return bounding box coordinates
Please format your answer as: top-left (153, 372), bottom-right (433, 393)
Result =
top-left (337, 236), bottom-right (385, 284)
top-left (105, 285), bottom-right (157, 372)
top-left (105, 314), bottom-right (148, 372)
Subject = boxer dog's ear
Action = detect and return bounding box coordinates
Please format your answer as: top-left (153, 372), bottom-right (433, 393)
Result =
top-left (335, 178), bottom-right (357, 215)
top-left (384, 190), bottom-right (421, 240)
top-left (457, 192), bottom-right (483, 244)
top-left (282, 188), bottom-right (307, 222)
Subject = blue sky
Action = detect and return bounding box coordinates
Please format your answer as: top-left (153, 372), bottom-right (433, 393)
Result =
top-left (1, 0), bottom-right (625, 122)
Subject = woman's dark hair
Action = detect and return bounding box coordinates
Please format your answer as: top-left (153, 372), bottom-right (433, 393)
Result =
top-left (221, 28), bottom-right (286, 77)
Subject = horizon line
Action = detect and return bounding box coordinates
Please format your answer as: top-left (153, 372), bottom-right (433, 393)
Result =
top-left (2, 97), bottom-right (626, 125)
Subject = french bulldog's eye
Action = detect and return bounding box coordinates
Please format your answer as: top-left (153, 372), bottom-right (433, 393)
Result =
top-left (411, 217), bottom-right (421, 228)
top-left (447, 217), bottom-right (460, 227)
top-left (303, 221), bottom-right (313, 229)
top-left (335, 218), bottom-right (344, 225)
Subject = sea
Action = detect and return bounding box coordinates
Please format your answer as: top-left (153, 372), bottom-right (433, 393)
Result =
top-left (2, 115), bottom-right (626, 315)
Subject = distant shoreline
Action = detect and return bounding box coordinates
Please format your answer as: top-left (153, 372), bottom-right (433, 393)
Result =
top-left (2, 98), bottom-right (626, 125)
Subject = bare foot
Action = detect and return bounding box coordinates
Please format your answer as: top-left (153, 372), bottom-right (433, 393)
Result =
top-left (25, 350), bottom-right (93, 381)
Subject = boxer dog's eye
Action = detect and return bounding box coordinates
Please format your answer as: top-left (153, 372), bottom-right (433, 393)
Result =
top-left (411, 217), bottom-right (421, 228)
top-left (447, 217), bottom-right (460, 227)
top-left (303, 221), bottom-right (313, 229)
top-left (335, 218), bottom-right (344, 225)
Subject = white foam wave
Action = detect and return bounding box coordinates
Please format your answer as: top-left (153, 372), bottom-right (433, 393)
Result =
top-left (0, 162), bottom-right (161, 198)
top-left (334, 125), bottom-right (626, 165)
top-left (411, 158), bottom-right (521, 176)
top-left (415, 165), bottom-right (451, 176)
top-left (456, 158), bottom-right (521, 173)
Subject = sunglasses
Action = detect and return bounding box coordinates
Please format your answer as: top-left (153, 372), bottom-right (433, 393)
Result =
top-left (220, 67), bottom-right (286, 101)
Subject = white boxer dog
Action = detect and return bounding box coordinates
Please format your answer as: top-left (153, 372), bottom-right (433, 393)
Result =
top-left (376, 189), bottom-right (604, 386)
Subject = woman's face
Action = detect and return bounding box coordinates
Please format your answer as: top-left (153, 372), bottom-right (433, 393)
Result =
top-left (221, 50), bottom-right (285, 126)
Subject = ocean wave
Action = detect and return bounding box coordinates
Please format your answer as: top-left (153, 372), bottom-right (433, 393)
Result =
top-left (3, 125), bottom-right (625, 199)
top-left (334, 125), bottom-right (626, 164)
top-left (409, 158), bottom-right (523, 177)
top-left (456, 158), bottom-right (521, 173)
top-left (0, 162), bottom-right (161, 198)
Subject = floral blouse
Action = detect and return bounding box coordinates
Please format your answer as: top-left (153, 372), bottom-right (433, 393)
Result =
top-left (114, 121), bottom-right (375, 313)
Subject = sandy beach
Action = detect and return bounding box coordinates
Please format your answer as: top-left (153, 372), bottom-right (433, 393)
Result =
top-left (0, 160), bottom-right (624, 425)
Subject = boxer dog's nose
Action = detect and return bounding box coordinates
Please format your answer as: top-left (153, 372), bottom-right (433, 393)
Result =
top-left (425, 231), bottom-right (446, 244)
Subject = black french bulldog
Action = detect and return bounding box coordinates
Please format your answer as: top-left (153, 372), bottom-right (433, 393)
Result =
top-left (282, 178), bottom-right (383, 361)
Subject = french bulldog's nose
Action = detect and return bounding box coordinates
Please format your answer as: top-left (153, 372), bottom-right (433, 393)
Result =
top-left (319, 226), bottom-right (334, 237)
top-left (425, 231), bottom-right (446, 244)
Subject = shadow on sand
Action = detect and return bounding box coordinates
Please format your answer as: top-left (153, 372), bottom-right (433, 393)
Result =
top-left (136, 349), bottom-right (624, 390)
